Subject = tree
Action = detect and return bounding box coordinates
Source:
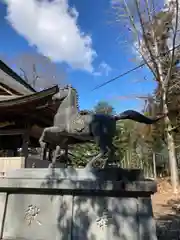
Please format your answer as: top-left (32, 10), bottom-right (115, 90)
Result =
top-left (94, 101), bottom-right (115, 114)
top-left (112, 0), bottom-right (180, 191)
top-left (4, 52), bottom-right (66, 90)
top-left (142, 95), bottom-right (165, 149)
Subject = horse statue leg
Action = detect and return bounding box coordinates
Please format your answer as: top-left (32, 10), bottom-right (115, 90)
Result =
top-left (85, 123), bottom-right (109, 169)
top-left (38, 142), bottom-right (47, 161)
top-left (103, 141), bottom-right (116, 168)
top-left (50, 145), bottom-right (61, 168)
top-left (39, 127), bottom-right (49, 160)
top-left (39, 126), bottom-right (61, 161)
top-left (85, 120), bottom-right (117, 169)
top-left (48, 147), bottom-right (53, 162)
top-left (49, 138), bottom-right (69, 168)
top-left (101, 120), bottom-right (117, 168)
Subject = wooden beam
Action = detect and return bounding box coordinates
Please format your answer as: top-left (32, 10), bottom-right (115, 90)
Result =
top-left (0, 129), bottom-right (26, 136)
top-left (0, 121), bottom-right (15, 128)
top-left (22, 131), bottom-right (30, 168)
top-left (0, 84), bottom-right (14, 95)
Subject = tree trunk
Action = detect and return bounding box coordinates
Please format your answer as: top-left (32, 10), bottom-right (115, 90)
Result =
top-left (162, 82), bottom-right (179, 193)
top-left (152, 152), bottom-right (157, 179)
top-left (153, 36), bottom-right (179, 192)
top-left (167, 131), bottom-right (178, 192)
top-left (162, 93), bottom-right (179, 192)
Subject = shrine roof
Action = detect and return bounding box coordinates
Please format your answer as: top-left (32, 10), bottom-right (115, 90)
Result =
top-left (0, 85), bottom-right (58, 107)
top-left (0, 85), bottom-right (59, 126)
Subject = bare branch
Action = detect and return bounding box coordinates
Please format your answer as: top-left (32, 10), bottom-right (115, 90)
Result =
top-left (31, 64), bottom-right (40, 89)
top-left (132, 43), bottom-right (158, 78)
top-left (121, 1), bottom-right (157, 78)
top-left (9, 53), bottom-right (66, 90)
top-left (134, 0), bottom-right (161, 80)
top-left (165, 0), bottom-right (179, 87)
top-left (19, 67), bottom-right (29, 83)
top-left (145, 0), bottom-right (153, 22)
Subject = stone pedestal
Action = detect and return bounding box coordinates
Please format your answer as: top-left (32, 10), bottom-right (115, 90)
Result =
top-left (0, 168), bottom-right (157, 240)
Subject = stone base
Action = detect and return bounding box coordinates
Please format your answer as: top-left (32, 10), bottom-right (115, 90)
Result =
top-left (0, 168), bottom-right (157, 240)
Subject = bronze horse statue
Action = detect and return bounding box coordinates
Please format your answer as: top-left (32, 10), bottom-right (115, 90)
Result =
top-left (39, 85), bottom-right (164, 168)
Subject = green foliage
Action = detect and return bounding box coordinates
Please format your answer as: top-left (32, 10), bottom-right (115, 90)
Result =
top-left (69, 143), bottom-right (99, 167)
top-left (94, 101), bottom-right (115, 115)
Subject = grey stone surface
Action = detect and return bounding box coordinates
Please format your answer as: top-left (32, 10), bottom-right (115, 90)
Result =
top-left (0, 178), bottom-right (157, 192)
top-left (73, 196), bottom-right (139, 240)
top-left (4, 167), bottom-right (96, 180)
top-left (138, 198), bottom-right (157, 240)
top-left (26, 158), bottom-right (65, 168)
top-left (3, 194), bottom-right (72, 240)
top-left (0, 168), bottom-right (157, 240)
top-left (0, 168), bottom-right (156, 192)
top-left (4, 167), bottom-right (146, 182)
top-left (0, 193), bottom-right (7, 238)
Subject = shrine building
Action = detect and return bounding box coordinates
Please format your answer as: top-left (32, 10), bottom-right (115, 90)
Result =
top-left (0, 60), bottom-right (60, 172)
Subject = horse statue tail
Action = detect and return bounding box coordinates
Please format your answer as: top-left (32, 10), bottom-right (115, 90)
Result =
top-left (114, 110), bottom-right (165, 124)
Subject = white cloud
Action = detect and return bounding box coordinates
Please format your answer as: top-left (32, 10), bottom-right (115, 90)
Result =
top-left (94, 61), bottom-right (112, 77)
top-left (4, 0), bottom-right (97, 72)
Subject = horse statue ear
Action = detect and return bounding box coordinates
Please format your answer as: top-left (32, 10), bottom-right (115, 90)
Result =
top-left (66, 84), bottom-right (72, 89)
top-left (52, 93), bottom-right (57, 101)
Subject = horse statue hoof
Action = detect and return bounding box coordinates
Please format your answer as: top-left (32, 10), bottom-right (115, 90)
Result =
top-left (85, 163), bottom-right (93, 170)
top-left (48, 163), bottom-right (56, 168)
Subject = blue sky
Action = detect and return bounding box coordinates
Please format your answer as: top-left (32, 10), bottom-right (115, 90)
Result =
top-left (0, 0), bottom-right (157, 112)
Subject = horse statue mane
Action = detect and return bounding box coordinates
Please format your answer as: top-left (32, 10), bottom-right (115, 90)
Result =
top-left (53, 84), bottom-right (79, 109)
top-left (79, 110), bottom-right (93, 115)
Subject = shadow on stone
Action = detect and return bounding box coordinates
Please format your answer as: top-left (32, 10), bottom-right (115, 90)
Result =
top-left (0, 167), bottom-right (157, 240)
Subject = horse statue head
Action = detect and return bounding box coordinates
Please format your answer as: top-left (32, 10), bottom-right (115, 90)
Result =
top-left (52, 84), bottom-right (79, 127)
top-left (52, 84), bottom-right (72, 102)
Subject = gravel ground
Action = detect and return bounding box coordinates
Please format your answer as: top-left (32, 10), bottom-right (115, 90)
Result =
top-left (152, 179), bottom-right (180, 239)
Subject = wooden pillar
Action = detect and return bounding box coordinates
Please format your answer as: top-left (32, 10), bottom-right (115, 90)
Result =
top-left (22, 130), bottom-right (30, 168)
